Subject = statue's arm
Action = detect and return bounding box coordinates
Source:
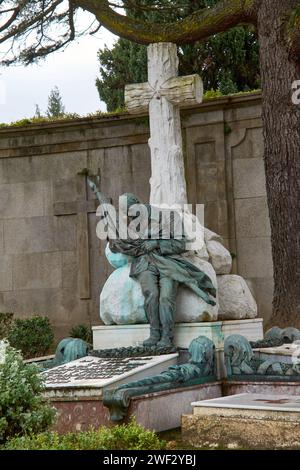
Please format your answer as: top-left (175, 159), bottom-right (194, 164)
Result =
top-left (158, 238), bottom-right (187, 256)
top-left (87, 177), bottom-right (111, 205)
top-left (109, 239), bottom-right (144, 257)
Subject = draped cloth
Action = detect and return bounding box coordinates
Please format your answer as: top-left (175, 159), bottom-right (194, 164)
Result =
top-left (110, 238), bottom-right (216, 306)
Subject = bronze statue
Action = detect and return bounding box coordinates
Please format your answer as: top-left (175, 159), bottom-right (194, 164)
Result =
top-left (103, 336), bottom-right (216, 421)
top-left (88, 177), bottom-right (216, 348)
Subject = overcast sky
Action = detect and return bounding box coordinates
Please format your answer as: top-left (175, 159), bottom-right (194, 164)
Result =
top-left (0, 19), bottom-right (117, 123)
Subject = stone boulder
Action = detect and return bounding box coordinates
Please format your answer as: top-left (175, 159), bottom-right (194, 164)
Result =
top-left (100, 246), bottom-right (218, 325)
top-left (217, 274), bottom-right (257, 320)
top-left (100, 264), bottom-right (147, 325)
top-left (206, 240), bottom-right (232, 274)
top-left (204, 228), bottom-right (232, 274)
top-left (175, 255), bottom-right (219, 323)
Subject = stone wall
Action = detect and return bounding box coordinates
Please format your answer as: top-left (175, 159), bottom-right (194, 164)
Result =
top-left (0, 92), bottom-right (273, 338)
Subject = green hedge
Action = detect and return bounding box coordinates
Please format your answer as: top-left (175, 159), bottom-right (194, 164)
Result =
top-left (0, 313), bottom-right (14, 339)
top-left (7, 316), bottom-right (54, 359)
top-left (4, 419), bottom-right (165, 450)
top-left (0, 342), bottom-right (56, 444)
top-left (69, 324), bottom-right (92, 344)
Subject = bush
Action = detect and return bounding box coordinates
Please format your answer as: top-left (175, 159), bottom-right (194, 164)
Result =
top-left (8, 316), bottom-right (54, 359)
top-left (0, 342), bottom-right (56, 444)
top-left (4, 419), bottom-right (165, 450)
top-left (69, 324), bottom-right (92, 344)
top-left (0, 313), bottom-right (14, 339)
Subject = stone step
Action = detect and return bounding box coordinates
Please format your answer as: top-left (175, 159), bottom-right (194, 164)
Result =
top-left (182, 393), bottom-right (300, 449)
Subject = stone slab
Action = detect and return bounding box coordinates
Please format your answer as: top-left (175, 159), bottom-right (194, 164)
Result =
top-left (223, 380), bottom-right (300, 398)
top-left (232, 158), bottom-right (266, 199)
top-left (13, 252), bottom-right (62, 290)
top-left (191, 393), bottom-right (300, 414)
top-left (42, 353), bottom-right (178, 396)
top-left (183, 392), bottom-right (300, 449)
top-left (49, 381), bottom-right (222, 433)
top-left (93, 319), bottom-right (263, 351)
top-left (221, 318), bottom-right (263, 342)
top-left (182, 411), bottom-right (300, 450)
top-left (254, 343), bottom-right (300, 365)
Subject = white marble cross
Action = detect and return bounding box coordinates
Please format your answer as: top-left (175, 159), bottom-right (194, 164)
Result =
top-left (125, 42), bottom-right (203, 207)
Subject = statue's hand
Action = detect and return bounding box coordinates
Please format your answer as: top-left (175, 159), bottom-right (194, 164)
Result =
top-left (142, 240), bottom-right (159, 253)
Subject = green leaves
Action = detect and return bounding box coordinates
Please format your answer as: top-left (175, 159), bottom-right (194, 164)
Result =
top-left (7, 316), bottom-right (54, 359)
top-left (0, 344), bottom-right (56, 444)
top-left (96, 1), bottom-right (259, 111)
top-left (4, 418), bottom-right (165, 450)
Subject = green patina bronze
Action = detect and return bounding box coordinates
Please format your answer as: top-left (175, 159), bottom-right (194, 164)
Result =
top-left (103, 336), bottom-right (216, 422)
top-left (224, 333), bottom-right (300, 382)
top-left (250, 326), bottom-right (300, 349)
top-left (90, 345), bottom-right (178, 358)
top-left (40, 338), bottom-right (91, 370)
top-left (88, 177), bottom-right (216, 349)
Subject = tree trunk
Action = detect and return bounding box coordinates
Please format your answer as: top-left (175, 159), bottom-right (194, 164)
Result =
top-left (258, 0), bottom-right (300, 327)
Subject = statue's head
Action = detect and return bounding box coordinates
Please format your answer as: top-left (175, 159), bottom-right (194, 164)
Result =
top-left (188, 336), bottom-right (215, 375)
top-left (224, 334), bottom-right (254, 376)
top-left (54, 338), bottom-right (91, 365)
top-left (119, 193), bottom-right (140, 216)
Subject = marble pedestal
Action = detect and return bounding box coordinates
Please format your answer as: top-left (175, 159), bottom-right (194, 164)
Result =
top-left (92, 319), bottom-right (264, 378)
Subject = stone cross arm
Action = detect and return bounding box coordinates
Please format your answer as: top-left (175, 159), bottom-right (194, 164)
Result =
top-left (125, 74), bottom-right (203, 114)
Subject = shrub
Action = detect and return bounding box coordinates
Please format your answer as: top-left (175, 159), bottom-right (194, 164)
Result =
top-left (0, 313), bottom-right (14, 339)
top-left (4, 419), bottom-right (165, 450)
top-left (69, 324), bottom-right (92, 344)
top-left (0, 341), bottom-right (56, 444)
top-left (8, 316), bottom-right (54, 359)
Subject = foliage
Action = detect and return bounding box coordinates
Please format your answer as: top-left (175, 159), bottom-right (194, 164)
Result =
top-left (0, 313), bottom-right (14, 339)
top-left (0, 342), bottom-right (55, 444)
top-left (203, 89), bottom-right (223, 99)
top-left (4, 418), bottom-right (165, 450)
top-left (7, 316), bottom-right (54, 359)
top-left (69, 324), bottom-right (93, 344)
top-left (46, 86), bottom-right (66, 118)
top-left (96, 0), bottom-right (260, 111)
top-left (0, 113), bottom-right (82, 128)
top-left (35, 104), bottom-right (42, 118)
top-left (96, 39), bottom-right (148, 112)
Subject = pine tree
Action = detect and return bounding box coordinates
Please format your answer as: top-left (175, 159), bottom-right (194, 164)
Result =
top-left (46, 86), bottom-right (65, 118)
top-left (34, 104), bottom-right (42, 118)
top-left (96, 0), bottom-right (259, 112)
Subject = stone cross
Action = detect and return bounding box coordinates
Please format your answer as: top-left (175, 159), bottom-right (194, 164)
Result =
top-left (125, 42), bottom-right (203, 207)
top-left (53, 175), bottom-right (98, 300)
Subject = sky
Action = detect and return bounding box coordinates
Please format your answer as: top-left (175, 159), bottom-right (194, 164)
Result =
top-left (0, 13), bottom-right (117, 123)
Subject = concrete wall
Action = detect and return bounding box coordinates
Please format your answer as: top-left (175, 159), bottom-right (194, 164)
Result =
top-left (0, 92), bottom-right (273, 338)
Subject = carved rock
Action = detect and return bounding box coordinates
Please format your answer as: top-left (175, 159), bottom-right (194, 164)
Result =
top-left (206, 240), bottom-right (232, 274)
top-left (217, 274), bottom-right (257, 320)
top-left (100, 264), bottom-right (147, 325)
top-left (100, 246), bottom-right (218, 325)
top-left (203, 228), bottom-right (232, 274)
top-left (176, 256), bottom-right (219, 322)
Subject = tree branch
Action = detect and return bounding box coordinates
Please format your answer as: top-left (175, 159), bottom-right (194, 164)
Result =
top-left (0, 0), bottom-right (28, 33)
top-left (0, 0), bottom-right (63, 44)
top-left (74, 0), bottom-right (257, 44)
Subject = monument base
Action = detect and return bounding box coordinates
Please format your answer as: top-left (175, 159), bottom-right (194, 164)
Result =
top-left (93, 319), bottom-right (263, 350)
top-left (48, 381), bottom-right (222, 433)
top-left (93, 319), bottom-right (263, 379)
top-left (182, 393), bottom-right (300, 449)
